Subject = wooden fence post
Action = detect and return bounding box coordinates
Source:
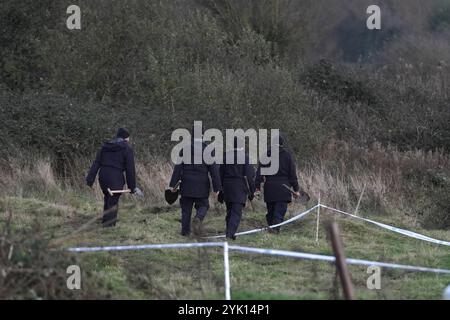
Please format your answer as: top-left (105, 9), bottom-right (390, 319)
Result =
top-left (328, 222), bottom-right (356, 300)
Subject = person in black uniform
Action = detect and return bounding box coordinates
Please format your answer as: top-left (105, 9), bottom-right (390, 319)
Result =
top-left (86, 128), bottom-right (143, 227)
top-left (255, 134), bottom-right (300, 234)
top-left (169, 136), bottom-right (221, 236)
top-left (220, 137), bottom-right (256, 240)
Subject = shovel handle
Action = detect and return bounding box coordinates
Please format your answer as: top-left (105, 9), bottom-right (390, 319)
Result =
top-left (283, 184), bottom-right (310, 202)
top-left (107, 188), bottom-right (132, 196)
top-left (282, 184), bottom-right (295, 194)
top-left (167, 180), bottom-right (181, 191)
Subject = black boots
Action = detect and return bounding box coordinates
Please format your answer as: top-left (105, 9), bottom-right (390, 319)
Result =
top-left (268, 227), bottom-right (280, 234)
top-left (192, 217), bottom-right (204, 236)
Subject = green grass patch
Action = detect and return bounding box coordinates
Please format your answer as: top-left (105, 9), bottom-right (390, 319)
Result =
top-left (1, 195), bottom-right (449, 299)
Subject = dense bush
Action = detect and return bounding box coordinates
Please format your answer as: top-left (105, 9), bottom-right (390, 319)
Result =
top-left (404, 167), bottom-right (450, 230)
top-left (429, 3), bottom-right (450, 33)
top-left (0, 219), bottom-right (111, 299)
top-left (0, 0), bottom-right (60, 91)
top-left (0, 0), bottom-right (449, 166)
top-left (0, 90), bottom-right (115, 173)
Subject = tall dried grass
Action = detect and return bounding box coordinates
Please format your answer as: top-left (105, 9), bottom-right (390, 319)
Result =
top-left (300, 141), bottom-right (450, 222)
top-left (1, 141), bottom-right (448, 228)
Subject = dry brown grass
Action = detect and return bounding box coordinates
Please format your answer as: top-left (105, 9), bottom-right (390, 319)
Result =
top-left (0, 157), bottom-right (58, 197)
top-left (1, 140), bottom-right (448, 227)
top-left (300, 141), bottom-right (450, 218)
top-left (136, 158), bottom-right (173, 205)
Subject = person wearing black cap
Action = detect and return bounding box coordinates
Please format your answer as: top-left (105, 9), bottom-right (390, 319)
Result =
top-left (255, 133), bottom-right (300, 234)
top-left (219, 137), bottom-right (256, 240)
top-left (86, 127), bottom-right (143, 227)
top-left (168, 131), bottom-right (221, 237)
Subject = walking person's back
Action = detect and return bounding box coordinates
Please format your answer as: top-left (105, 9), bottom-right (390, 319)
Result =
top-left (220, 138), bottom-right (256, 240)
top-left (169, 138), bottom-right (221, 236)
top-left (256, 134), bottom-right (300, 233)
top-left (86, 128), bottom-right (142, 227)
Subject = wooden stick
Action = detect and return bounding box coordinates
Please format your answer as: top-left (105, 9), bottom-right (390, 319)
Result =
top-left (245, 176), bottom-right (256, 212)
top-left (328, 222), bottom-right (356, 300)
top-left (354, 184), bottom-right (366, 216)
top-left (315, 193), bottom-right (321, 243)
top-left (282, 184), bottom-right (295, 194)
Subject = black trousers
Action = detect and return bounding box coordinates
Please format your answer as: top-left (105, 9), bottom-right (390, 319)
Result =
top-left (102, 192), bottom-right (121, 226)
top-left (99, 167), bottom-right (125, 227)
top-left (266, 202), bottom-right (288, 231)
top-left (225, 202), bottom-right (245, 238)
top-left (180, 196), bottom-right (209, 235)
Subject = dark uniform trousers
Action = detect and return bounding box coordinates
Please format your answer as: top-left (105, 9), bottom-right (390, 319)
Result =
top-left (266, 202), bottom-right (288, 231)
top-left (180, 196), bottom-right (209, 235)
top-left (102, 193), bottom-right (121, 226)
top-left (220, 149), bottom-right (256, 239)
top-left (225, 202), bottom-right (245, 238)
top-left (99, 166), bottom-right (126, 227)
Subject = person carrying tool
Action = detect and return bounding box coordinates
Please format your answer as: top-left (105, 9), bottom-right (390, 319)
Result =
top-left (86, 128), bottom-right (143, 227)
top-left (255, 133), bottom-right (300, 234)
top-left (219, 137), bottom-right (256, 240)
top-left (168, 132), bottom-right (221, 237)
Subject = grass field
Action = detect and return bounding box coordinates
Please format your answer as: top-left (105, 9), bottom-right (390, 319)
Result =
top-left (1, 191), bottom-right (449, 300)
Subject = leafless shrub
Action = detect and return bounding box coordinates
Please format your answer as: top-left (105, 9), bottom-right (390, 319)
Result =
top-left (0, 217), bottom-right (111, 299)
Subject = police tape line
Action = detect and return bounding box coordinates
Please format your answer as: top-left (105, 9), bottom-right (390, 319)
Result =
top-left (320, 205), bottom-right (450, 247)
top-left (207, 202), bottom-right (450, 247)
top-left (205, 205), bottom-right (319, 239)
top-left (67, 242), bottom-right (224, 252)
top-left (67, 242), bottom-right (450, 274)
top-left (229, 245), bottom-right (450, 274)
top-left (68, 242), bottom-right (231, 300)
top-left (67, 202), bottom-right (450, 251)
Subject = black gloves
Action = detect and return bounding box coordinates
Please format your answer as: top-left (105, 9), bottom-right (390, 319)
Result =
top-left (86, 178), bottom-right (94, 188)
top-left (218, 191), bottom-right (224, 204)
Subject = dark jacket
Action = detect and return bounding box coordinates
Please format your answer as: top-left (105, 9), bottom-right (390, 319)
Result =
top-left (169, 141), bottom-right (221, 198)
top-left (220, 149), bottom-right (256, 204)
top-left (255, 146), bottom-right (299, 203)
top-left (86, 138), bottom-right (136, 191)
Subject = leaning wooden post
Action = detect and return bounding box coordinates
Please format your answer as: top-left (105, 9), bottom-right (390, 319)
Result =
top-left (328, 222), bottom-right (356, 300)
top-left (354, 184), bottom-right (366, 216)
top-left (223, 242), bottom-right (231, 300)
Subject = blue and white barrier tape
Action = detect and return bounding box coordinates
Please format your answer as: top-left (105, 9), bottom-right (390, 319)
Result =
top-left (206, 202), bottom-right (450, 246)
top-left (230, 245), bottom-right (450, 274)
top-left (67, 242), bottom-right (224, 252)
top-left (67, 242), bottom-right (450, 274)
top-left (68, 202), bottom-right (450, 250)
top-left (206, 205), bottom-right (319, 239)
top-left (321, 205), bottom-right (450, 247)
